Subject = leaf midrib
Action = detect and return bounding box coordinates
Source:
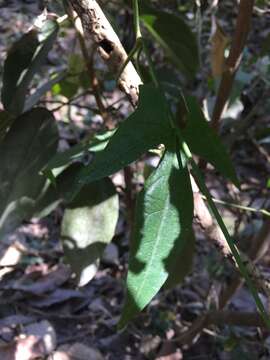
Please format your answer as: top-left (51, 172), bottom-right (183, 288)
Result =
top-left (133, 188), bottom-right (171, 305)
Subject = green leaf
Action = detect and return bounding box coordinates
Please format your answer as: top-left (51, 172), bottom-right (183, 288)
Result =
top-left (68, 53), bottom-right (85, 76)
top-left (182, 96), bottom-right (239, 186)
top-left (119, 142), bottom-right (193, 328)
top-left (0, 110), bottom-right (14, 142)
top-left (69, 84), bottom-right (172, 199)
top-left (61, 178), bottom-right (119, 286)
top-left (0, 108), bottom-right (58, 236)
top-left (51, 54), bottom-right (85, 99)
top-left (1, 20), bottom-right (59, 115)
top-left (52, 78), bottom-right (79, 99)
top-left (24, 71), bottom-right (66, 112)
top-left (34, 163), bottom-right (87, 219)
top-left (140, 2), bottom-right (198, 78)
top-left (164, 229), bottom-right (195, 289)
top-left (45, 129), bottom-right (116, 171)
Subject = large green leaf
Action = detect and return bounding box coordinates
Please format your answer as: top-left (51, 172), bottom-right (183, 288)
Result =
top-left (164, 229), bottom-right (195, 289)
top-left (0, 108), bottom-right (58, 236)
top-left (1, 20), bottom-right (59, 115)
top-left (140, 2), bottom-right (198, 78)
top-left (61, 178), bottom-right (119, 286)
top-left (68, 84), bottom-right (172, 199)
top-left (119, 142), bottom-right (193, 328)
top-left (182, 96), bottom-right (239, 186)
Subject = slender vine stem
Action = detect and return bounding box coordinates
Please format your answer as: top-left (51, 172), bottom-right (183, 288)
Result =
top-left (142, 40), bottom-right (159, 88)
top-left (117, 0), bottom-right (143, 80)
top-left (203, 196), bottom-right (270, 217)
top-left (179, 143), bottom-right (270, 329)
top-left (132, 0), bottom-right (142, 40)
top-left (130, 0), bottom-right (159, 88)
top-left (117, 39), bottom-right (142, 79)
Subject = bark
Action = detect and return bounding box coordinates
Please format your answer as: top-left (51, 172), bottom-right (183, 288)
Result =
top-left (69, 0), bottom-right (142, 106)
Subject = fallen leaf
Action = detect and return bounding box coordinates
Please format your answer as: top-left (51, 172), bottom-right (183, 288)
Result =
top-left (29, 288), bottom-right (85, 308)
top-left (156, 341), bottom-right (183, 360)
top-left (0, 315), bottom-right (36, 328)
top-left (9, 264), bottom-right (71, 295)
top-left (24, 320), bottom-right (57, 355)
top-left (0, 335), bottom-right (41, 360)
top-left (211, 21), bottom-right (229, 77)
top-left (52, 343), bottom-right (104, 360)
top-left (101, 243), bottom-right (119, 265)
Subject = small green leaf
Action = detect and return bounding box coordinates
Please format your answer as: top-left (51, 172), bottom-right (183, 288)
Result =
top-left (119, 142), bottom-right (193, 328)
top-left (61, 178), bottom-right (119, 286)
top-left (68, 53), bottom-right (85, 76)
top-left (0, 108), bottom-right (58, 236)
top-left (182, 96), bottom-right (239, 186)
top-left (140, 2), bottom-right (198, 78)
top-left (45, 129), bottom-right (116, 171)
top-left (69, 84), bottom-right (172, 199)
top-left (34, 163), bottom-right (86, 219)
top-left (1, 20), bottom-right (59, 115)
top-left (24, 71), bottom-right (66, 112)
top-left (53, 78), bottom-right (79, 99)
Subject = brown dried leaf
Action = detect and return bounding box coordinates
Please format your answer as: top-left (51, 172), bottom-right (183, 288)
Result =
top-left (211, 22), bottom-right (229, 77)
top-left (156, 341), bottom-right (183, 360)
top-left (9, 264), bottom-right (71, 295)
top-left (24, 320), bottom-right (57, 355)
top-left (0, 318), bottom-right (57, 360)
top-left (0, 336), bottom-right (41, 360)
top-left (29, 288), bottom-right (85, 308)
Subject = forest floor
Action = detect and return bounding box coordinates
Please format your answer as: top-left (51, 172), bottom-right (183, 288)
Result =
top-left (1, 1), bottom-right (270, 359)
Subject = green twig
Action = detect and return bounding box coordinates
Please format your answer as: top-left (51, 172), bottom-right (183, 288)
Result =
top-left (203, 196), bottom-right (270, 217)
top-left (142, 40), bottom-right (159, 88)
top-left (133, 0), bottom-right (142, 39)
top-left (117, 0), bottom-right (143, 80)
top-left (183, 144), bottom-right (270, 329)
top-left (117, 39), bottom-right (142, 80)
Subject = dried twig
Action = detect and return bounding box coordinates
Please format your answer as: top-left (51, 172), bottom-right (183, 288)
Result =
top-left (192, 176), bottom-right (270, 301)
top-left (219, 219), bottom-right (270, 308)
top-left (64, 2), bottom-right (114, 127)
top-left (69, 0), bottom-right (142, 106)
top-left (177, 310), bottom-right (266, 345)
top-left (211, 0), bottom-right (255, 131)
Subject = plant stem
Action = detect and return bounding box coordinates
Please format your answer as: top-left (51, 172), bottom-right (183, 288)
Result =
top-left (131, 0), bottom-right (159, 88)
top-left (132, 0), bottom-right (142, 40)
top-left (181, 143), bottom-right (270, 329)
top-left (136, 20), bottom-right (270, 328)
top-left (142, 41), bottom-right (159, 88)
top-left (202, 195), bottom-right (270, 217)
top-left (117, 39), bottom-right (142, 80)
